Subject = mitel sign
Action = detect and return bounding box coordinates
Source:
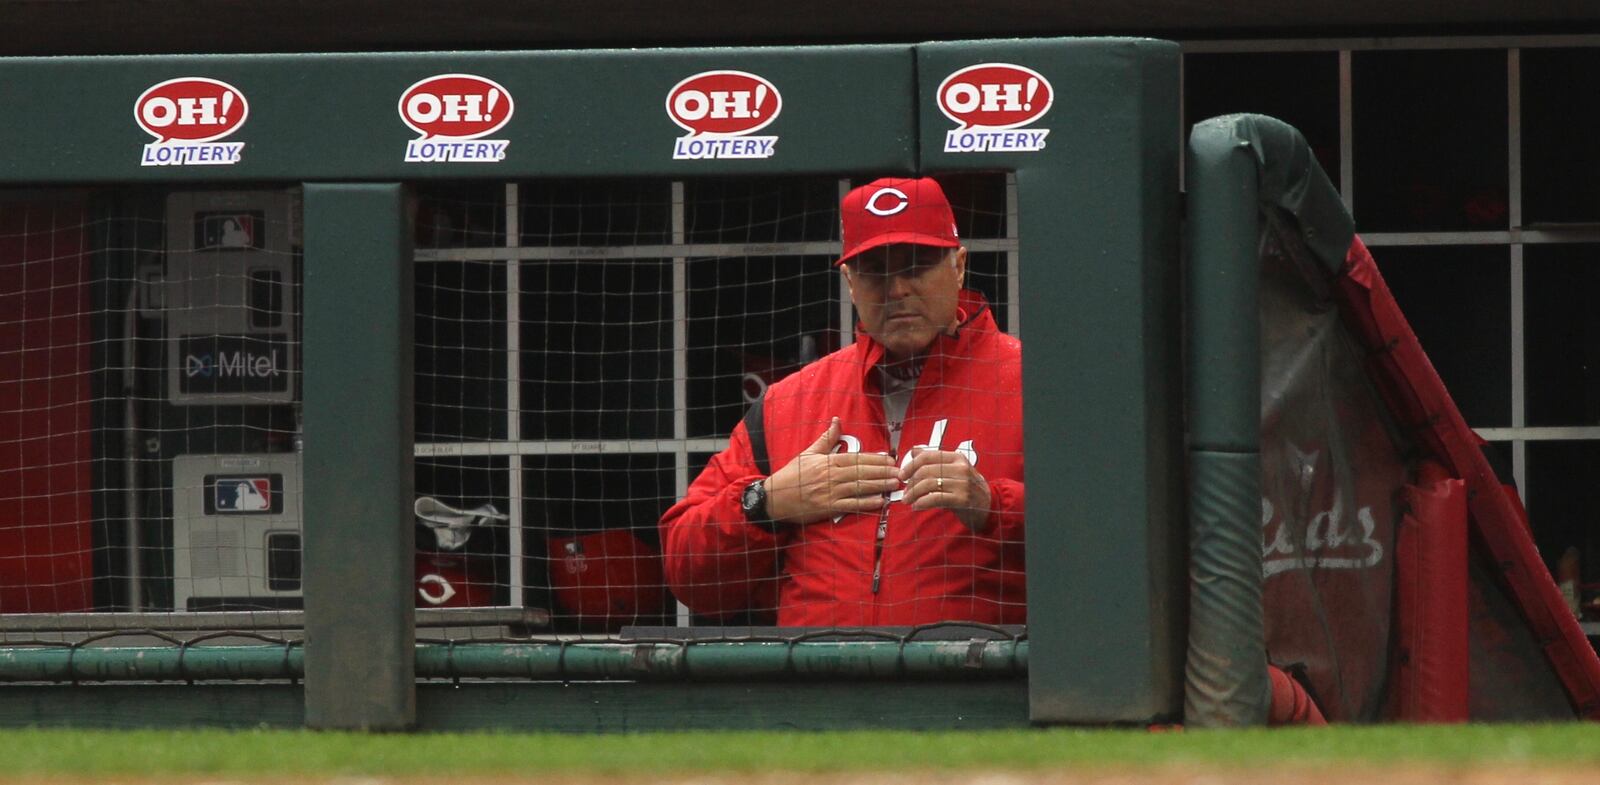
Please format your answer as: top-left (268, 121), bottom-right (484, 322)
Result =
top-left (667, 70), bottom-right (782, 160)
top-left (399, 74), bottom-right (514, 163)
top-left (937, 63), bottom-right (1054, 154)
top-left (179, 334), bottom-right (289, 395)
top-left (135, 77), bottom-right (249, 166)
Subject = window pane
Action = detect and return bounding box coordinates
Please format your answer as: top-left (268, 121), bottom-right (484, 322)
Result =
top-left (1374, 245), bottom-right (1510, 427)
top-left (519, 260), bottom-right (673, 440)
top-left (1185, 51), bottom-right (1341, 183)
top-left (1353, 50), bottom-right (1508, 232)
top-left (1524, 441), bottom-right (1600, 594)
top-left (1522, 48), bottom-right (1600, 225)
top-left (519, 179), bottom-right (671, 247)
top-left (684, 177), bottom-right (840, 244)
top-left (415, 261), bottom-right (507, 442)
top-left (686, 255), bottom-right (839, 438)
top-left (938, 172), bottom-right (1011, 241)
top-left (1525, 244), bottom-right (1600, 427)
top-left (413, 183), bottom-right (504, 248)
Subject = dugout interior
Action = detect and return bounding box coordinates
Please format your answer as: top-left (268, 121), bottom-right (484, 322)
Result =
top-left (0, 175), bottom-right (1020, 627)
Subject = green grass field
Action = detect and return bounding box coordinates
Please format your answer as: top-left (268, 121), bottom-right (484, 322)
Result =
top-left (2, 725), bottom-right (1599, 777)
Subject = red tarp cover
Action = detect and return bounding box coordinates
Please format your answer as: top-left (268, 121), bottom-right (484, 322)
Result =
top-left (1335, 236), bottom-right (1600, 720)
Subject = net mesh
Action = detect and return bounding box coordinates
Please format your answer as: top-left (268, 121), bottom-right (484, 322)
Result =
top-left (1, 190), bottom-right (305, 653)
top-left (1, 174), bottom-right (1020, 650)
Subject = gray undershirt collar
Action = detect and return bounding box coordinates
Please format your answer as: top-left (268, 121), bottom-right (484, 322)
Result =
top-left (879, 366), bottom-right (919, 454)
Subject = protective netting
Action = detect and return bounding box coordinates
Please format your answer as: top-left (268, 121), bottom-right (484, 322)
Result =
top-left (3, 174), bottom-right (1020, 651)
top-left (1, 190), bottom-right (306, 647)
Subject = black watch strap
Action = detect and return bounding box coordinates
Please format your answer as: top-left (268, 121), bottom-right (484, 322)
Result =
top-left (741, 478), bottom-right (781, 533)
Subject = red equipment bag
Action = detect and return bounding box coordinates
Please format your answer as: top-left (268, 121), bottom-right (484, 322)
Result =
top-left (546, 529), bottom-right (667, 631)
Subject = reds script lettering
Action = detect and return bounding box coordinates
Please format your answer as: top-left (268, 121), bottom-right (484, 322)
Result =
top-left (1260, 496), bottom-right (1384, 578)
top-left (824, 418), bottom-right (979, 506)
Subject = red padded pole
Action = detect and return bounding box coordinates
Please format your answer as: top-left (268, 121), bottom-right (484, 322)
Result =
top-left (1394, 460), bottom-right (1469, 722)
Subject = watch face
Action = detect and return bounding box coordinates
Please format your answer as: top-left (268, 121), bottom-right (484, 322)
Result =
top-left (741, 481), bottom-right (763, 511)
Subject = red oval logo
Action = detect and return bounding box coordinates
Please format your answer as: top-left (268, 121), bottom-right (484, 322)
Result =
top-left (665, 71), bottom-right (781, 136)
top-left (937, 63), bottom-right (1053, 130)
top-left (398, 74), bottom-right (514, 140)
top-left (134, 78), bottom-right (248, 143)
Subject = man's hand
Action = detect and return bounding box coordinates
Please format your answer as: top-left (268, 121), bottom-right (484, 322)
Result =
top-left (764, 417), bottom-right (900, 526)
top-left (899, 447), bottom-right (992, 532)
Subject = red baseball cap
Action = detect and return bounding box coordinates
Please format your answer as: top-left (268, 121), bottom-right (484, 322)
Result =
top-left (837, 177), bottom-right (960, 266)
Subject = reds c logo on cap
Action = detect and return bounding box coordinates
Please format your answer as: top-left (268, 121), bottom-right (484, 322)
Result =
top-left (864, 187), bottom-right (910, 217)
top-left (837, 177), bottom-right (961, 265)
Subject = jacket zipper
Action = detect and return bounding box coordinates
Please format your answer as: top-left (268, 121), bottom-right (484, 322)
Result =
top-left (870, 349), bottom-right (932, 597)
top-left (870, 499), bottom-right (891, 594)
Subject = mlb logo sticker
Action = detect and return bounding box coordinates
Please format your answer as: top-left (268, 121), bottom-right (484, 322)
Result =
top-left (937, 63), bottom-right (1054, 154)
top-left (195, 210), bottom-right (264, 251)
top-left (666, 70), bottom-right (782, 160)
top-left (399, 74), bottom-right (514, 163)
top-left (215, 477), bottom-right (272, 513)
top-left (135, 77), bottom-right (249, 167)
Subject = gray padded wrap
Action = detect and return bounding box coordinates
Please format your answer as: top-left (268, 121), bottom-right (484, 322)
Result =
top-left (1184, 451), bottom-right (1270, 726)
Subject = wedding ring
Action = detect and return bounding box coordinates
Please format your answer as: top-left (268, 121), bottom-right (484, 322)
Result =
top-left (937, 477), bottom-right (944, 492)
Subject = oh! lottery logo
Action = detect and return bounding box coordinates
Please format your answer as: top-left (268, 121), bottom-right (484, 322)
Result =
top-left (937, 63), bottom-right (1053, 154)
top-left (135, 77), bottom-right (249, 166)
top-left (399, 74), bottom-right (514, 163)
top-left (667, 70), bottom-right (782, 161)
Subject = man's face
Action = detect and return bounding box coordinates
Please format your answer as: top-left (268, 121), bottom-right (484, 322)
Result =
top-left (843, 243), bottom-right (967, 362)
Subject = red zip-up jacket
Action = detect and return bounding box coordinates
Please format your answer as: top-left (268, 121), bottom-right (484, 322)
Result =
top-left (659, 291), bottom-right (1025, 627)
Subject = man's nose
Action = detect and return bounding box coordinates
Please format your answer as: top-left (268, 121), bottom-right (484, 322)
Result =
top-left (886, 271), bottom-right (915, 299)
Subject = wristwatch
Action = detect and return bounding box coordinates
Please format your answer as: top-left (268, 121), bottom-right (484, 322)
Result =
top-left (740, 478), bottom-right (777, 531)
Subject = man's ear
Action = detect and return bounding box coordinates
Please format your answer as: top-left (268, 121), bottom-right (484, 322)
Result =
top-left (953, 246), bottom-right (968, 281)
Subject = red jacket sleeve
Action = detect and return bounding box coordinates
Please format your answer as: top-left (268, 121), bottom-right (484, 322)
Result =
top-left (658, 420), bottom-right (782, 619)
top-left (985, 477), bottom-right (1025, 545)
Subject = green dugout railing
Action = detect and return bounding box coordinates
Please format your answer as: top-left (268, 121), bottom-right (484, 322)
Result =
top-left (0, 38), bottom-right (1184, 730)
top-left (0, 639), bottom-right (1027, 682)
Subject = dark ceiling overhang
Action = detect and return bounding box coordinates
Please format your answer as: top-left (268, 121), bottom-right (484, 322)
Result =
top-left (5, 0), bottom-right (1600, 56)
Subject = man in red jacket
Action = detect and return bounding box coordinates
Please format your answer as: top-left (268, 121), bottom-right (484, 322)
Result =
top-left (659, 176), bottom-right (1025, 627)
